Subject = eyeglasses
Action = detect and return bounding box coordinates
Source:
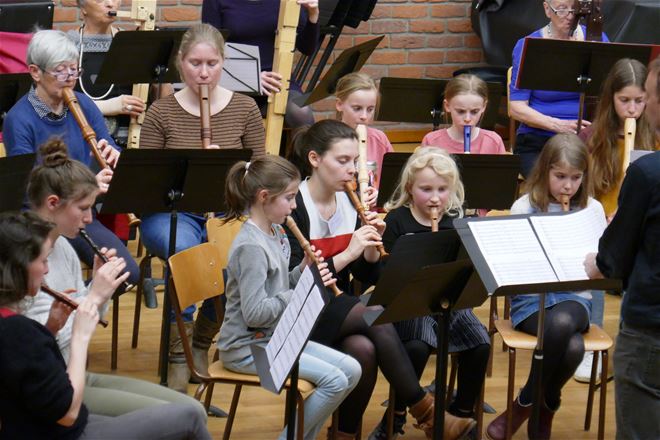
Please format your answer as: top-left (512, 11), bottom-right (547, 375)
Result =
top-left (545, 2), bottom-right (575, 17)
top-left (42, 66), bottom-right (83, 82)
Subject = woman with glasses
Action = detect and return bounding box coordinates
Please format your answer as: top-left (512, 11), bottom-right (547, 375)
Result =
top-left (2, 29), bottom-right (140, 295)
top-left (509, 0), bottom-right (608, 177)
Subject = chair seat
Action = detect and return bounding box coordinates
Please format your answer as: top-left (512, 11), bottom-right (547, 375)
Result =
top-left (208, 361), bottom-right (316, 394)
top-left (495, 321), bottom-right (613, 352)
top-left (583, 324), bottom-right (614, 351)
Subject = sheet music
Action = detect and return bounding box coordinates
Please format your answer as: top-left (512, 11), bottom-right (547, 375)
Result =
top-left (264, 267), bottom-right (325, 390)
top-left (221, 43), bottom-right (261, 94)
top-left (530, 204), bottom-right (607, 281)
top-left (468, 219), bottom-right (558, 288)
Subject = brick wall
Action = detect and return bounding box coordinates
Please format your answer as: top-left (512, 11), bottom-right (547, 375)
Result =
top-left (53, 0), bottom-right (485, 128)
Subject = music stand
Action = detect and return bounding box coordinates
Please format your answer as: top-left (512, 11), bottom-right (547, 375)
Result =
top-left (365, 259), bottom-right (481, 440)
top-left (293, 35), bottom-right (384, 107)
top-left (0, 72), bottom-right (31, 131)
top-left (0, 153), bottom-right (34, 213)
top-left (0, 1), bottom-right (53, 33)
top-left (376, 152), bottom-right (520, 210)
top-left (100, 148), bottom-right (252, 384)
top-left (376, 77), bottom-right (503, 131)
top-left (221, 42), bottom-right (261, 94)
top-left (95, 30), bottom-right (185, 86)
top-left (517, 38), bottom-right (656, 133)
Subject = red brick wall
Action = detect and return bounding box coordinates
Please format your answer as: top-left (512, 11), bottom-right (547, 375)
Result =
top-left (53, 0), bottom-right (485, 127)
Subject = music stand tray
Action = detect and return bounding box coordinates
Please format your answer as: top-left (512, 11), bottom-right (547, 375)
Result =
top-left (377, 152), bottom-right (520, 210)
top-left (294, 35), bottom-right (385, 107)
top-left (0, 2), bottom-right (53, 33)
top-left (376, 77), bottom-right (503, 130)
top-left (0, 153), bottom-right (35, 213)
top-left (95, 30), bottom-right (186, 85)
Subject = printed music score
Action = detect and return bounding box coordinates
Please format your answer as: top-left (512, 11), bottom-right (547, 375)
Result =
top-left (467, 204), bottom-right (607, 288)
top-left (264, 267), bottom-right (325, 390)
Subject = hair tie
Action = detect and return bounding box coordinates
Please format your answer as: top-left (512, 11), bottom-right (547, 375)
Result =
top-left (244, 161), bottom-right (251, 177)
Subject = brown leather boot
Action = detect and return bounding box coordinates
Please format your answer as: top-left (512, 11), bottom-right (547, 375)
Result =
top-left (528, 401), bottom-right (558, 440)
top-left (168, 322), bottom-right (193, 393)
top-left (190, 313), bottom-right (220, 383)
top-left (409, 393), bottom-right (476, 440)
top-left (486, 396), bottom-right (532, 440)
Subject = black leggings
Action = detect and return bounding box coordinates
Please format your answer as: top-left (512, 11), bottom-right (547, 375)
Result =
top-left (335, 302), bottom-right (426, 433)
top-left (517, 300), bottom-right (589, 409)
top-left (392, 340), bottom-right (490, 417)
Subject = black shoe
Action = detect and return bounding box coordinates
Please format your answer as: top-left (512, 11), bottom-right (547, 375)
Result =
top-left (142, 278), bottom-right (158, 309)
top-left (368, 410), bottom-right (406, 440)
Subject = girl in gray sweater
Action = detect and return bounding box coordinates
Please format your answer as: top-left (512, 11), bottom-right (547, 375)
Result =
top-left (217, 155), bottom-right (361, 440)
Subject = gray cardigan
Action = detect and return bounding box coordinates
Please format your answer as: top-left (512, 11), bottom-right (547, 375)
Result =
top-left (218, 221), bottom-right (302, 363)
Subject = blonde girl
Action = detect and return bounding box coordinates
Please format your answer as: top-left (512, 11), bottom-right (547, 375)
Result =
top-left (335, 72), bottom-right (394, 187)
top-left (422, 74), bottom-right (506, 155)
top-left (375, 147), bottom-right (487, 440)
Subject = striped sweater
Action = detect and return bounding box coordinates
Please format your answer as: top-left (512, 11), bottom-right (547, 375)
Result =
top-left (139, 91), bottom-right (265, 158)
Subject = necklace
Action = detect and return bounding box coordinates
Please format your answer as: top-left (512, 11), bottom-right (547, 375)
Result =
top-left (77, 24), bottom-right (115, 100)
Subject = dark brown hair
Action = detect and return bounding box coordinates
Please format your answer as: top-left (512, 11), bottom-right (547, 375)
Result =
top-left (291, 119), bottom-right (358, 177)
top-left (524, 133), bottom-right (592, 212)
top-left (27, 138), bottom-right (99, 208)
top-left (0, 211), bottom-right (54, 307)
top-left (589, 58), bottom-right (655, 198)
top-left (223, 155), bottom-right (300, 223)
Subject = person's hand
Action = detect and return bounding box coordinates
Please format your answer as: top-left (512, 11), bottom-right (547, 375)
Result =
top-left (300, 245), bottom-right (322, 271)
top-left (97, 139), bottom-right (120, 168)
top-left (583, 252), bottom-right (604, 279)
top-left (91, 247), bottom-right (115, 278)
top-left (260, 71), bottom-right (283, 96)
top-left (345, 225), bottom-right (382, 261)
top-left (88, 257), bottom-right (130, 306)
top-left (297, 0), bottom-right (319, 23)
top-left (205, 144), bottom-right (221, 149)
top-left (363, 210), bottom-right (386, 236)
top-left (71, 297), bottom-right (100, 342)
top-left (118, 94), bottom-right (146, 117)
top-left (95, 168), bottom-right (113, 194)
top-left (317, 261), bottom-right (337, 288)
top-left (362, 186), bottom-right (379, 209)
top-left (551, 118), bottom-right (591, 134)
top-left (45, 293), bottom-right (76, 335)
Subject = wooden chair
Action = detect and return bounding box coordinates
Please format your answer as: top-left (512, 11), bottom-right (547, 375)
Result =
top-left (169, 242), bottom-right (314, 440)
top-left (493, 305), bottom-right (613, 440)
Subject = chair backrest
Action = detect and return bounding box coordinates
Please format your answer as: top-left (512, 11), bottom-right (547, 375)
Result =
top-left (169, 242), bottom-right (225, 312)
top-left (206, 217), bottom-right (243, 266)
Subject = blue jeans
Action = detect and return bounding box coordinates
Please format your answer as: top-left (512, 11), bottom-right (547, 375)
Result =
top-left (140, 212), bottom-right (214, 322)
top-left (67, 217), bottom-right (140, 293)
top-left (614, 323), bottom-right (660, 440)
top-left (589, 290), bottom-right (604, 326)
top-left (224, 341), bottom-right (361, 440)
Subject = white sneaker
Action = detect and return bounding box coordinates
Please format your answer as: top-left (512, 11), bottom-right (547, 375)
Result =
top-left (574, 351), bottom-right (598, 383)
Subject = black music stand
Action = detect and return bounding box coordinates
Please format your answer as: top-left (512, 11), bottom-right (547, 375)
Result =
top-left (376, 153), bottom-right (520, 210)
top-left (0, 1), bottom-right (53, 33)
top-left (517, 38), bottom-right (656, 133)
top-left (95, 30), bottom-right (185, 87)
top-left (454, 214), bottom-right (621, 438)
top-left (100, 148), bottom-right (252, 385)
top-left (252, 264), bottom-right (328, 440)
top-left (365, 259), bottom-right (482, 440)
top-left (0, 153), bottom-right (34, 213)
top-left (293, 35), bottom-right (384, 107)
top-left (376, 77), bottom-right (503, 131)
top-left (0, 72), bottom-right (31, 131)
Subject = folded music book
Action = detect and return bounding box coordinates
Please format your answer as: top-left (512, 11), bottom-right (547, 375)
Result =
top-left (454, 204), bottom-right (620, 296)
top-left (251, 264), bottom-right (327, 393)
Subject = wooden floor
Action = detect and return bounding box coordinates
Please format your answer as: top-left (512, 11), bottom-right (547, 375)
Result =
top-left (88, 258), bottom-right (620, 439)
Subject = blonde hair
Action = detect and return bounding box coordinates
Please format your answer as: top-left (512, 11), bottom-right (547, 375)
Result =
top-left (176, 23), bottom-right (225, 78)
top-left (445, 74), bottom-right (488, 103)
top-left (335, 72), bottom-right (377, 101)
top-left (223, 156), bottom-right (300, 223)
top-left (524, 133), bottom-right (592, 212)
top-left (385, 147), bottom-right (464, 217)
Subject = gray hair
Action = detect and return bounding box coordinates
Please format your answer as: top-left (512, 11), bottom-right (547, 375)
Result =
top-left (27, 30), bottom-right (79, 70)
